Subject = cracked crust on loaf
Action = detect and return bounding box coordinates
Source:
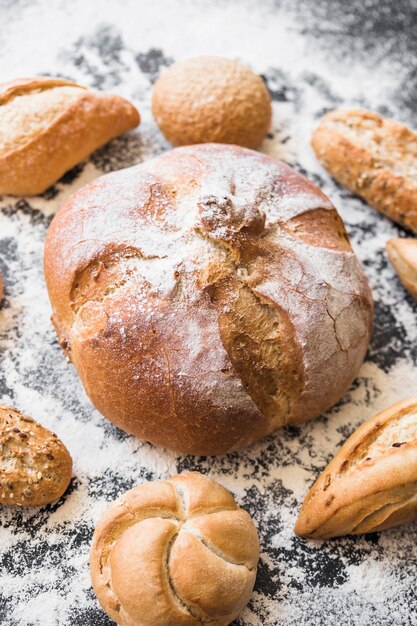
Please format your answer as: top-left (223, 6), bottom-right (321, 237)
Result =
top-left (44, 144), bottom-right (373, 454)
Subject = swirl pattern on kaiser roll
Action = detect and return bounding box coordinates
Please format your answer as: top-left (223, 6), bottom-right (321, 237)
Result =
top-left (44, 144), bottom-right (373, 455)
top-left (90, 472), bottom-right (259, 626)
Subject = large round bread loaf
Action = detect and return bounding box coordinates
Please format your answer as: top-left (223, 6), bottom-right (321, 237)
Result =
top-left (44, 144), bottom-right (373, 455)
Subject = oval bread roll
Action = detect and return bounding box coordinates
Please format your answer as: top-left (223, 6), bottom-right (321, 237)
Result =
top-left (312, 108), bottom-right (417, 234)
top-left (0, 405), bottom-right (72, 507)
top-left (0, 77), bottom-right (140, 196)
top-left (295, 397), bottom-right (417, 539)
top-left (44, 144), bottom-right (373, 455)
top-left (90, 472), bottom-right (259, 626)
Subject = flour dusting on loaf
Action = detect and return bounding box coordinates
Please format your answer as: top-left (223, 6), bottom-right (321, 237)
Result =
top-left (44, 144), bottom-right (373, 454)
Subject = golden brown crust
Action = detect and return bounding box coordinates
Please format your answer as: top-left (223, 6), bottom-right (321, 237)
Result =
top-left (295, 397), bottom-right (417, 539)
top-left (0, 405), bottom-right (72, 507)
top-left (44, 144), bottom-right (373, 455)
top-left (152, 56), bottom-right (272, 149)
top-left (386, 238), bottom-right (417, 301)
top-left (0, 76), bottom-right (140, 196)
top-left (312, 108), bottom-right (417, 233)
top-left (0, 76), bottom-right (82, 104)
top-left (90, 472), bottom-right (259, 626)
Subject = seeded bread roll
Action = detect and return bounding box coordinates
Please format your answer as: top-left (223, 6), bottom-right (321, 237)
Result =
top-left (295, 397), bottom-right (417, 539)
top-left (0, 405), bottom-right (72, 507)
top-left (44, 144), bottom-right (373, 455)
top-left (90, 472), bottom-right (259, 626)
top-left (0, 77), bottom-right (140, 196)
top-left (312, 108), bottom-right (417, 234)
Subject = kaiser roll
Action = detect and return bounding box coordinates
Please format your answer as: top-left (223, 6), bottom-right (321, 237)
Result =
top-left (90, 472), bottom-right (259, 626)
top-left (44, 144), bottom-right (373, 455)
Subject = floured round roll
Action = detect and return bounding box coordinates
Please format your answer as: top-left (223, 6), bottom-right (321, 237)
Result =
top-left (90, 472), bottom-right (259, 626)
top-left (44, 144), bottom-right (373, 454)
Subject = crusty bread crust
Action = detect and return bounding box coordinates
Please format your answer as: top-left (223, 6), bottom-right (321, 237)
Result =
top-left (387, 238), bottom-right (417, 301)
top-left (0, 404), bottom-right (72, 507)
top-left (0, 77), bottom-right (140, 196)
top-left (295, 397), bottom-right (417, 539)
top-left (0, 76), bottom-right (80, 103)
top-left (312, 108), bottom-right (417, 233)
top-left (152, 56), bottom-right (272, 149)
top-left (90, 472), bottom-right (259, 626)
top-left (44, 144), bottom-right (373, 455)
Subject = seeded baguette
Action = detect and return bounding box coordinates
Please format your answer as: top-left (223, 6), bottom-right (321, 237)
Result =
top-left (0, 405), bottom-right (72, 506)
top-left (0, 77), bottom-right (140, 196)
top-left (295, 397), bottom-right (417, 539)
top-left (386, 238), bottom-right (417, 301)
top-left (312, 108), bottom-right (417, 234)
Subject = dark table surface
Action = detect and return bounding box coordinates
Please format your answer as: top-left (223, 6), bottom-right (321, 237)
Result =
top-left (1, 0), bottom-right (417, 624)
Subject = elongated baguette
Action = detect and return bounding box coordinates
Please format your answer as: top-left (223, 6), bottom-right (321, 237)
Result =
top-left (295, 397), bottom-right (417, 539)
top-left (386, 238), bottom-right (417, 301)
top-left (312, 108), bottom-right (417, 234)
top-left (0, 77), bottom-right (140, 196)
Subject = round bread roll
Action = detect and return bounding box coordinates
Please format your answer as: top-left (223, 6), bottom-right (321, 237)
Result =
top-left (90, 472), bottom-right (259, 626)
top-left (0, 405), bottom-right (72, 506)
top-left (152, 56), bottom-right (272, 148)
top-left (44, 144), bottom-right (373, 455)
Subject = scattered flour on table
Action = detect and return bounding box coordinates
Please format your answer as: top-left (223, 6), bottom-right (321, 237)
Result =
top-left (1, 0), bottom-right (417, 625)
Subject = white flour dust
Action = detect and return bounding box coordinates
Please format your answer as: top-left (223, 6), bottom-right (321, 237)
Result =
top-left (1, 0), bottom-right (417, 625)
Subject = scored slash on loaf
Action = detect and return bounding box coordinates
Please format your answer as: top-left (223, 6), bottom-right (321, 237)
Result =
top-left (44, 143), bottom-right (373, 455)
top-left (90, 472), bottom-right (259, 626)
